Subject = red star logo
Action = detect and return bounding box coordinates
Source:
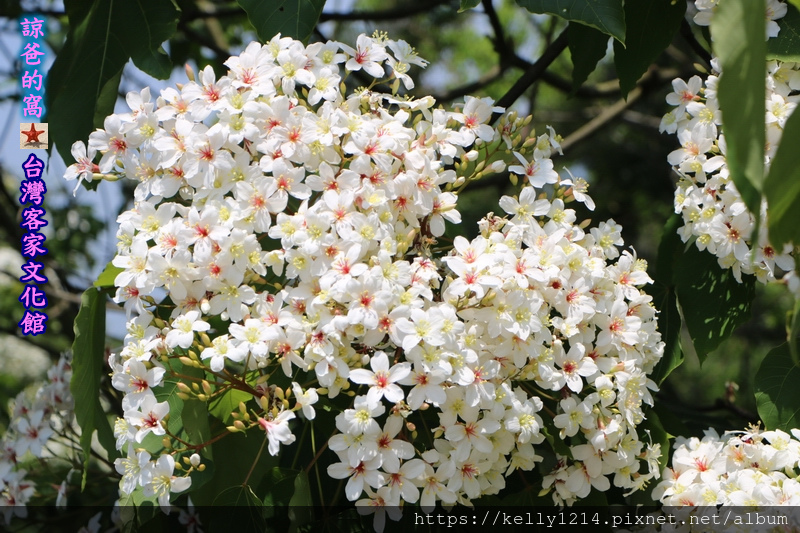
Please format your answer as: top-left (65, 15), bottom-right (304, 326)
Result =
top-left (22, 123), bottom-right (44, 144)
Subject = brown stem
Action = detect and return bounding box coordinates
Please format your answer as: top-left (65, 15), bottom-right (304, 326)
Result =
top-left (493, 29), bottom-right (569, 122)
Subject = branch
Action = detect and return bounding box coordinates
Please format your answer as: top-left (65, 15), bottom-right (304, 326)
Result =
top-left (177, 20), bottom-right (231, 60)
top-left (539, 71), bottom-right (623, 98)
top-left (560, 86), bottom-right (643, 152)
top-left (493, 29), bottom-right (569, 120)
top-left (482, 0), bottom-right (513, 69)
top-left (560, 66), bottom-right (684, 152)
top-left (431, 65), bottom-right (506, 102)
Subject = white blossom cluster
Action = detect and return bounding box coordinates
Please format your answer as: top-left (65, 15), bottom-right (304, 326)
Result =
top-left (661, 0), bottom-right (797, 286)
top-left (64, 33), bottom-right (665, 512)
top-left (653, 426), bottom-right (800, 506)
top-left (0, 354), bottom-right (72, 524)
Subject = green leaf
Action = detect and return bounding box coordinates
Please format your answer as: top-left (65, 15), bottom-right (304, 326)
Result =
top-left (768, 3), bottom-right (800, 61)
top-left (193, 431), bottom-right (277, 506)
top-left (208, 485), bottom-right (267, 532)
top-left (70, 288), bottom-right (117, 489)
top-left (262, 467), bottom-right (299, 507)
top-left (541, 421), bottom-right (572, 458)
top-left (613, 0), bottom-right (685, 97)
top-left (516, 0), bottom-right (626, 43)
top-left (92, 70), bottom-right (124, 143)
top-left (93, 260), bottom-right (124, 288)
top-left (710, 0), bottom-right (766, 219)
top-left (237, 0), bottom-right (325, 44)
top-left (459, 0), bottom-right (481, 12)
top-left (64, 0), bottom-right (96, 26)
top-left (755, 344), bottom-right (800, 431)
top-left (764, 105), bottom-right (800, 249)
top-left (287, 470), bottom-right (312, 528)
top-left (288, 470), bottom-right (312, 507)
top-left (47, 0), bottom-right (179, 164)
top-left (117, 487), bottom-right (159, 533)
top-left (182, 399), bottom-right (212, 452)
top-left (674, 241), bottom-right (756, 364)
top-left (648, 214), bottom-right (684, 385)
top-left (568, 22), bottom-right (609, 91)
top-left (208, 388), bottom-right (253, 425)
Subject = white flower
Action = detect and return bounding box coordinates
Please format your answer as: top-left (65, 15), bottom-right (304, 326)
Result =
top-left (349, 351), bottom-right (411, 405)
top-left (258, 410), bottom-right (296, 456)
top-left (141, 454), bottom-right (192, 511)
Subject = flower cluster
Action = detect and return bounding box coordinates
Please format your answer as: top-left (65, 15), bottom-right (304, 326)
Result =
top-left (64, 32), bottom-right (664, 512)
top-left (0, 353), bottom-right (72, 524)
top-left (661, 0), bottom-right (796, 286)
top-left (653, 425), bottom-right (800, 506)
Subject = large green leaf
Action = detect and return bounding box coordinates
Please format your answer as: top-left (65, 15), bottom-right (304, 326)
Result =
top-left (193, 430), bottom-right (277, 505)
top-left (755, 344), bottom-right (800, 431)
top-left (459, 0), bottom-right (481, 12)
top-left (47, 0), bottom-right (179, 164)
top-left (208, 387), bottom-right (253, 425)
top-left (117, 486), bottom-right (159, 533)
top-left (710, 0), bottom-right (766, 219)
top-left (237, 0), bottom-right (325, 44)
top-left (613, 0), bottom-right (685, 98)
top-left (70, 288), bottom-right (117, 489)
top-left (647, 214), bottom-right (685, 385)
top-left (263, 467), bottom-right (300, 507)
top-left (568, 22), bottom-right (609, 91)
top-left (287, 470), bottom-right (313, 529)
top-left (768, 3), bottom-right (800, 61)
top-left (764, 105), bottom-right (800, 249)
top-left (674, 241), bottom-right (756, 364)
top-left (208, 485), bottom-right (267, 532)
top-left (516, 0), bottom-right (626, 43)
top-left (93, 260), bottom-right (124, 289)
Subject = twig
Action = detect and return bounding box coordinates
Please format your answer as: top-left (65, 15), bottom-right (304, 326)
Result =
top-left (560, 86), bottom-right (643, 152)
top-left (242, 433), bottom-right (268, 486)
top-left (493, 29), bottom-right (569, 121)
top-left (431, 65), bottom-right (505, 102)
top-left (177, 21), bottom-right (230, 60)
top-left (482, 0), bottom-right (512, 69)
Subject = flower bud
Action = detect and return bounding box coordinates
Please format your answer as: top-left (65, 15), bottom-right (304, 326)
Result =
top-left (490, 160), bottom-right (506, 173)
